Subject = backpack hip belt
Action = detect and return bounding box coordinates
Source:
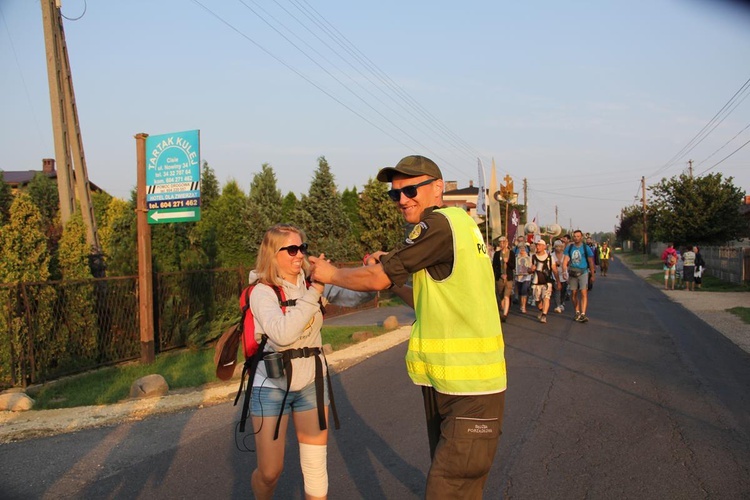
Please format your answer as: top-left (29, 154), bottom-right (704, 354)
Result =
top-left (236, 341), bottom-right (339, 441)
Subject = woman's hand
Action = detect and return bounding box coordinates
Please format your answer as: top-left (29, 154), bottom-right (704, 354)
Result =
top-left (309, 254), bottom-right (336, 285)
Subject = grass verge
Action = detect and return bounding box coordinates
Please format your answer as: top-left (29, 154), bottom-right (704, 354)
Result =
top-left (727, 307), bottom-right (750, 324)
top-left (29, 324), bottom-right (391, 410)
top-left (618, 250), bottom-right (749, 293)
top-left (644, 271), bottom-right (750, 292)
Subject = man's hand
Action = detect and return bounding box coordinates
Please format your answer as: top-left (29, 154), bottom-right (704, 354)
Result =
top-left (309, 254), bottom-right (336, 285)
top-left (364, 250), bottom-right (388, 266)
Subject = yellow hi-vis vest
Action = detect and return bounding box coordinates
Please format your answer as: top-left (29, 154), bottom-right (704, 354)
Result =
top-left (599, 247), bottom-right (611, 260)
top-left (406, 207), bottom-right (507, 395)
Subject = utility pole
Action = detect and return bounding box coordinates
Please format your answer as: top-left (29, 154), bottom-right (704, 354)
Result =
top-left (555, 205), bottom-right (558, 224)
top-left (41, 0), bottom-right (102, 260)
top-left (641, 176), bottom-right (648, 259)
top-left (523, 178), bottom-right (528, 224)
top-left (688, 159), bottom-right (693, 178)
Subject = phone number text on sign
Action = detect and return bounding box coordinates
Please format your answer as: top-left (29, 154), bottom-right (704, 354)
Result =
top-left (147, 198), bottom-right (200, 210)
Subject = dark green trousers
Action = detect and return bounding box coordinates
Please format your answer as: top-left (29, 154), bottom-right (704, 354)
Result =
top-left (422, 387), bottom-right (505, 499)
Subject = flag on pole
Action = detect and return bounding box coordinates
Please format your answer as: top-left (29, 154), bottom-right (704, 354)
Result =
top-left (476, 158), bottom-right (486, 216)
top-left (489, 158), bottom-right (503, 238)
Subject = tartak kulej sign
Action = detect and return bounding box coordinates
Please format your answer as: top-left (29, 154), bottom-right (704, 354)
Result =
top-left (145, 129), bottom-right (201, 224)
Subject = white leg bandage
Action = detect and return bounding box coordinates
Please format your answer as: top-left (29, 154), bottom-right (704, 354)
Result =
top-left (299, 442), bottom-right (328, 497)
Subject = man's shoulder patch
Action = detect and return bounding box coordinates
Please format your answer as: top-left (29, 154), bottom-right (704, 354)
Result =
top-left (406, 221), bottom-right (429, 245)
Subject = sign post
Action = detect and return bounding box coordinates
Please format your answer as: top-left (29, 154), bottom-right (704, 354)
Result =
top-left (145, 130), bottom-right (201, 224)
top-left (135, 133), bottom-right (155, 364)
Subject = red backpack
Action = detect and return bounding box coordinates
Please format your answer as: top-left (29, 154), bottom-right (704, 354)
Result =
top-left (214, 283), bottom-right (286, 381)
top-left (238, 284), bottom-right (287, 360)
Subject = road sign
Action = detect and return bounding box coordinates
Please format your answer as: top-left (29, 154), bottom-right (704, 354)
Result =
top-left (145, 129), bottom-right (201, 224)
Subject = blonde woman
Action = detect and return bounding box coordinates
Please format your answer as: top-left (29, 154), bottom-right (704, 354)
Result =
top-left (249, 224), bottom-right (330, 500)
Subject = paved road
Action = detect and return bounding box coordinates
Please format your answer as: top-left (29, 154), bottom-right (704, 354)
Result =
top-left (323, 304), bottom-right (415, 327)
top-left (2, 258), bottom-right (750, 498)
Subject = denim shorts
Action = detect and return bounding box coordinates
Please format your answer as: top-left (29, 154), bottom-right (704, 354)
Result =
top-left (250, 381), bottom-right (329, 417)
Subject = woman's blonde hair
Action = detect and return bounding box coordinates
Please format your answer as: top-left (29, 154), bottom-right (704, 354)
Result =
top-left (254, 224), bottom-right (309, 286)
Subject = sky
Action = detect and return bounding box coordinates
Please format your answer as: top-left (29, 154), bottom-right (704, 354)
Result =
top-left (1, 0), bottom-right (749, 234)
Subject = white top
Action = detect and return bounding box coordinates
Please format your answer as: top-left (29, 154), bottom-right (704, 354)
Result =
top-left (248, 271), bottom-right (324, 391)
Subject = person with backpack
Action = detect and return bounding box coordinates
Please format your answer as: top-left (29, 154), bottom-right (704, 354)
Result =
top-left (563, 230), bottom-right (596, 323)
top-left (248, 224), bottom-right (331, 500)
top-left (661, 243), bottom-right (678, 290)
top-left (530, 239), bottom-right (558, 323)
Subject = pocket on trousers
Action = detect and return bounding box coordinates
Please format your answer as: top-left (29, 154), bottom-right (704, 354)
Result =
top-left (437, 417), bottom-right (500, 479)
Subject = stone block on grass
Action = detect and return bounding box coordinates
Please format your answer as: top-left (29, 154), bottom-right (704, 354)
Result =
top-left (130, 374), bottom-right (169, 399)
top-left (351, 331), bottom-right (373, 343)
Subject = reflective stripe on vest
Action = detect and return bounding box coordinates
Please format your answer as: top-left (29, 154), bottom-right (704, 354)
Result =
top-left (407, 207), bottom-right (507, 395)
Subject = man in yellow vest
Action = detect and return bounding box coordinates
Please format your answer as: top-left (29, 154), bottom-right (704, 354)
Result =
top-left (310, 155), bottom-right (507, 499)
top-left (598, 241), bottom-right (612, 276)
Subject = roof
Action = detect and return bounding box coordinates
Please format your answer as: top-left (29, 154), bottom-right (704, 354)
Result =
top-left (1, 169), bottom-right (103, 193)
top-left (444, 186), bottom-right (480, 196)
top-left (1, 170), bottom-right (56, 185)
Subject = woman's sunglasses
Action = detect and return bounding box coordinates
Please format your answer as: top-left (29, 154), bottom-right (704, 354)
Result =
top-left (387, 178), bottom-right (436, 202)
top-left (278, 242), bottom-right (309, 256)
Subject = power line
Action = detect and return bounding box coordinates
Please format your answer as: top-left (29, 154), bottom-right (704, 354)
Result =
top-left (190, 0), bottom-right (419, 155)
top-left (192, 0), bottom-right (487, 181)
top-left (696, 137), bottom-right (750, 176)
top-left (0, 4), bottom-right (46, 148)
top-left (695, 120), bottom-right (750, 168)
top-left (647, 76), bottom-right (750, 179)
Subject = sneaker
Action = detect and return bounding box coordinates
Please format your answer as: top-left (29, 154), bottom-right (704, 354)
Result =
top-left (577, 314), bottom-right (589, 323)
top-left (574, 311), bottom-right (582, 321)
top-left (537, 311), bottom-right (543, 320)
top-left (520, 307), bottom-right (526, 313)
top-left (540, 314), bottom-right (547, 324)
top-left (553, 306), bottom-right (562, 313)
top-left (560, 305), bottom-right (565, 312)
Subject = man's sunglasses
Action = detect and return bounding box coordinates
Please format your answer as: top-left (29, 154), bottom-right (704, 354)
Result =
top-left (387, 178), bottom-right (436, 202)
top-left (278, 242), bottom-right (309, 256)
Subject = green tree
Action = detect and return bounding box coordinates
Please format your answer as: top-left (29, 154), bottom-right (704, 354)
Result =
top-left (0, 194), bottom-right (54, 385)
top-left (281, 191), bottom-right (298, 222)
top-left (649, 173), bottom-right (747, 246)
top-left (25, 172), bottom-right (59, 228)
top-left (342, 186), bottom-right (363, 245)
top-left (25, 172), bottom-right (63, 279)
top-left (91, 191), bottom-right (113, 229)
top-left (201, 160), bottom-right (220, 210)
top-left (246, 163), bottom-right (283, 248)
top-left (0, 193), bottom-right (52, 283)
top-left (100, 197), bottom-right (137, 276)
top-left (297, 156), bottom-right (358, 261)
top-left (0, 171), bottom-right (12, 226)
top-left (615, 205), bottom-right (645, 250)
top-left (201, 180), bottom-right (253, 267)
top-left (358, 177), bottom-right (404, 253)
top-left (57, 211), bottom-right (98, 363)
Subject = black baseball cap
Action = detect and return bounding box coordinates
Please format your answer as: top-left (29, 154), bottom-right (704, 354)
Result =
top-left (377, 155), bottom-right (443, 182)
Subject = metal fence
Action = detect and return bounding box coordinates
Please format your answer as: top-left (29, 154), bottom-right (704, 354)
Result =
top-left (1, 276), bottom-right (140, 388)
top-left (1, 265), bottom-right (379, 389)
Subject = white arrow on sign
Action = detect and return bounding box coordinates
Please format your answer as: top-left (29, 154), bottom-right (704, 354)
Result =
top-left (149, 210), bottom-right (196, 222)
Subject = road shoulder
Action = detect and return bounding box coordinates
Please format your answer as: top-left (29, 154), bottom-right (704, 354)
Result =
top-left (620, 260), bottom-right (749, 355)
